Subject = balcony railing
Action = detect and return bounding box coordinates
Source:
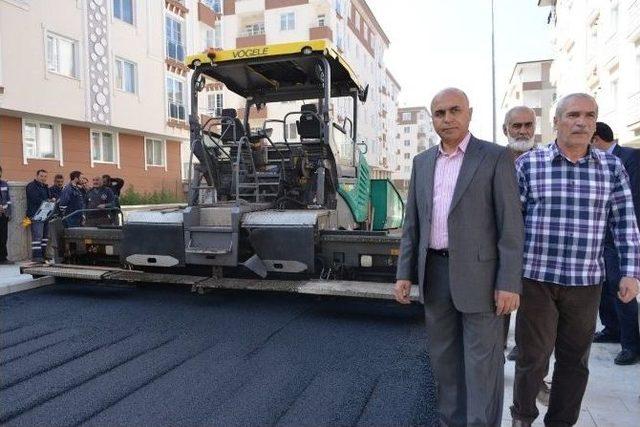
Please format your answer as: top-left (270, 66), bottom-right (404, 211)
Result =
top-left (238, 27), bottom-right (265, 37)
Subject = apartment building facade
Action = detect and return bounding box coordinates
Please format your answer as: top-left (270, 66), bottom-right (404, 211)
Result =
top-left (538, 0), bottom-right (640, 147)
top-left (501, 59), bottom-right (556, 145)
top-left (392, 106), bottom-right (438, 193)
top-left (0, 0), bottom-right (401, 195)
top-left (196, 0), bottom-right (402, 179)
top-left (0, 0), bottom-right (199, 196)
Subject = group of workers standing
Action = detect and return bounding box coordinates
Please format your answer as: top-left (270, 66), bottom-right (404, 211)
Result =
top-left (394, 89), bottom-right (639, 427)
top-left (0, 168), bottom-right (123, 263)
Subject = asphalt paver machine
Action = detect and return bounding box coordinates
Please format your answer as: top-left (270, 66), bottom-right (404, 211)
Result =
top-left (23, 40), bottom-right (415, 300)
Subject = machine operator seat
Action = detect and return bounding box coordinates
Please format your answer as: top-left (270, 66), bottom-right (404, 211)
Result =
top-left (220, 108), bottom-right (246, 142)
top-left (296, 104), bottom-right (322, 141)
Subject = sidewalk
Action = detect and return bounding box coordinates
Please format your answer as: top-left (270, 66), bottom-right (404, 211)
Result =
top-left (502, 316), bottom-right (640, 426)
top-left (0, 262), bottom-right (54, 295)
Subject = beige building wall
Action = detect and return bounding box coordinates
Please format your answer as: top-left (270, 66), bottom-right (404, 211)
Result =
top-left (392, 106), bottom-right (438, 193)
top-left (539, 0), bottom-right (640, 147)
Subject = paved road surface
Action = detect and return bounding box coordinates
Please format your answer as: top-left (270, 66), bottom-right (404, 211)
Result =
top-left (0, 281), bottom-right (436, 426)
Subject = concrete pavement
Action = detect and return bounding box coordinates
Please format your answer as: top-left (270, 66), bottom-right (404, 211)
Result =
top-left (0, 263), bottom-right (54, 296)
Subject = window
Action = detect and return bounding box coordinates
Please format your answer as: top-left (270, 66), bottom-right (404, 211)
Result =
top-left (404, 153), bottom-right (410, 159)
top-left (404, 126), bottom-right (410, 133)
top-left (242, 22), bottom-right (265, 36)
top-left (610, 3), bottom-right (618, 34)
top-left (113, 0), bottom-right (134, 24)
top-left (280, 12), bottom-right (295, 31)
top-left (402, 112), bottom-right (411, 121)
top-left (205, 24), bottom-right (222, 49)
top-left (610, 78), bottom-right (619, 109)
top-left (23, 121), bottom-right (58, 160)
top-left (284, 122), bottom-right (298, 140)
top-left (46, 34), bottom-right (77, 78)
top-left (91, 130), bottom-right (117, 163)
top-left (166, 76), bottom-right (186, 120)
top-left (115, 58), bottom-right (136, 93)
top-left (145, 139), bottom-right (165, 167)
top-left (165, 16), bottom-right (184, 61)
top-left (404, 140), bottom-right (410, 147)
top-left (207, 92), bottom-right (223, 116)
top-left (202, 0), bottom-right (221, 14)
top-left (317, 14), bottom-right (325, 27)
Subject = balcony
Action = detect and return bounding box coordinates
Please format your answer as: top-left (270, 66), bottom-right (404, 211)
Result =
top-left (236, 33), bottom-right (266, 48)
top-left (309, 25), bottom-right (332, 41)
top-left (198, 2), bottom-right (221, 27)
top-left (237, 22), bottom-right (265, 47)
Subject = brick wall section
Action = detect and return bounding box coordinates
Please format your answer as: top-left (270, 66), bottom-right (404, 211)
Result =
top-left (223, 0), bottom-right (235, 15)
top-left (0, 115), bottom-right (182, 198)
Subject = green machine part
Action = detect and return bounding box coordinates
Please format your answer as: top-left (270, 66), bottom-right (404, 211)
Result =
top-left (338, 152), bottom-right (371, 223)
top-left (370, 179), bottom-right (405, 230)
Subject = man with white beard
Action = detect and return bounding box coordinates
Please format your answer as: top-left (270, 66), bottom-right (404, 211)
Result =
top-left (503, 106), bottom-right (537, 159)
top-left (501, 106), bottom-right (551, 406)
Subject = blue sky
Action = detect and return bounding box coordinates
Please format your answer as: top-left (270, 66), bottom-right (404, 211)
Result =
top-left (367, 0), bottom-right (554, 142)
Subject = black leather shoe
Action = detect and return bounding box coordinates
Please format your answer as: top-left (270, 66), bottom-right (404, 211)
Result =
top-left (593, 330), bottom-right (619, 343)
top-left (614, 349), bottom-right (639, 365)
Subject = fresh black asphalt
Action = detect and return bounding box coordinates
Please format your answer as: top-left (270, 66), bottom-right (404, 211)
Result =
top-left (0, 281), bottom-right (437, 426)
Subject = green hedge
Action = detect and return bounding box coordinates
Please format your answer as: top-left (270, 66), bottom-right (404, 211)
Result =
top-left (119, 185), bottom-right (184, 205)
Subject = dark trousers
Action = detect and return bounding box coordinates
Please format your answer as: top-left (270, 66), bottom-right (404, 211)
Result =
top-left (599, 248), bottom-right (640, 352)
top-left (511, 278), bottom-right (601, 426)
top-left (30, 221), bottom-right (49, 260)
top-left (0, 215), bottom-right (8, 261)
top-left (424, 254), bottom-right (504, 427)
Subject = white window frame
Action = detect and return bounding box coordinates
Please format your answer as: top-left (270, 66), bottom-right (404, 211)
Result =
top-left (90, 129), bottom-right (120, 167)
top-left (45, 32), bottom-right (79, 79)
top-left (21, 119), bottom-right (63, 165)
top-left (317, 14), bottom-right (325, 27)
top-left (112, 0), bottom-right (135, 26)
top-left (402, 112), bottom-right (411, 121)
top-left (165, 15), bottom-right (185, 62)
top-left (610, 2), bottom-right (619, 35)
top-left (114, 57), bottom-right (137, 94)
top-left (404, 140), bottom-right (411, 147)
top-left (207, 92), bottom-right (224, 117)
top-left (280, 12), bottom-right (295, 31)
top-left (166, 75), bottom-right (187, 121)
top-left (242, 22), bottom-right (265, 37)
top-left (144, 138), bottom-right (167, 170)
top-left (404, 126), bottom-right (410, 133)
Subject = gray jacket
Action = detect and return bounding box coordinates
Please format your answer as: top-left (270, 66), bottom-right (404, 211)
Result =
top-left (396, 135), bottom-right (524, 313)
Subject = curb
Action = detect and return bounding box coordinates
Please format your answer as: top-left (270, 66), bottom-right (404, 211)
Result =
top-left (0, 276), bottom-right (55, 296)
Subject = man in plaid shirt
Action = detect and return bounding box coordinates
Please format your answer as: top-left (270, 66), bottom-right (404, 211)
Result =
top-left (511, 93), bottom-right (640, 427)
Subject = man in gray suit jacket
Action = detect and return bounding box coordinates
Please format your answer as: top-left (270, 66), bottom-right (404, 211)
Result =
top-left (395, 88), bottom-right (524, 426)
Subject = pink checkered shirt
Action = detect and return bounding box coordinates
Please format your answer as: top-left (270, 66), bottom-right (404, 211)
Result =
top-left (429, 132), bottom-right (471, 249)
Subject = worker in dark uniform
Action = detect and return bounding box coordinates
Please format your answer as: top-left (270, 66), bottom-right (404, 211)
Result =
top-left (102, 175), bottom-right (124, 207)
top-left (59, 171), bottom-right (86, 227)
top-left (49, 174), bottom-right (64, 201)
top-left (86, 176), bottom-right (115, 226)
top-left (25, 169), bottom-right (50, 262)
top-left (0, 165), bottom-right (13, 264)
